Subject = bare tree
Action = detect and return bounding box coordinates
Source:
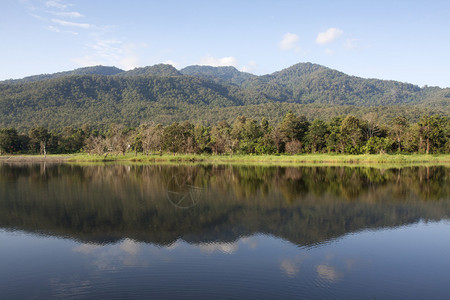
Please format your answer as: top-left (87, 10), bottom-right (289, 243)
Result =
top-left (84, 135), bottom-right (106, 155)
top-left (362, 112), bottom-right (381, 139)
top-left (141, 124), bottom-right (163, 155)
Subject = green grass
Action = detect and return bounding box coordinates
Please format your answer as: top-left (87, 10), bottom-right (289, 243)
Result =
top-left (65, 153), bottom-right (450, 164)
top-left (2, 153), bottom-right (449, 166)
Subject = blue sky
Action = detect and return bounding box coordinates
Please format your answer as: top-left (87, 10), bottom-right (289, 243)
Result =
top-left (1, 0), bottom-right (450, 87)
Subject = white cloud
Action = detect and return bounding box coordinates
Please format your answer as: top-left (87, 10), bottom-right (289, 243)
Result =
top-left (30, 14), bottom-right (47, 21)
top-left (164, 60), bottom-right (178, 68)
top-left (74, 40), bottom-right (142, 70)
top-left (240, 60), bottom-right (257, 73)
top-left (73, 55), bottom-right (102, 67)
top-left (51, 11), bottom-right (84, 18)
top-left (198, 56), bottom-right (238, 67)
top-left (325, 48), bottom-right (334, 55)
top-left (46, 25), bottom-right (60, 33)
top-left (119, 54), bottom-right (140, 70)
top-left (51, 18), bottom-right (91, 29)
top-left (316, 27), bottom-right (344, 45)
top-left (45, 0), bottom-right (71, 9)
top-left (280, 33), bottom-right (300, 51)
top-left (45, 25), bottom-right (78, 35)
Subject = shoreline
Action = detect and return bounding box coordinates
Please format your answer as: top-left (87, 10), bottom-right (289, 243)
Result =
top-left (1, 153), bottom-right (449, 165)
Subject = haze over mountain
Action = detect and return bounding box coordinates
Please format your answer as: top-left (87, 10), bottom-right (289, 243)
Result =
top-left (0, 62), bottom-right (448, 132)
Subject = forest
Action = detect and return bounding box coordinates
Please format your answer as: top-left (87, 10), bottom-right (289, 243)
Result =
top-left (0, 112), bottom-right (448, 155)
top-left (0, 63), bottom-right (448, 132)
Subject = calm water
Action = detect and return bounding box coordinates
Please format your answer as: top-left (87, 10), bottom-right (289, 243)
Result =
top-left (0, 163), bottom-right (449, 299)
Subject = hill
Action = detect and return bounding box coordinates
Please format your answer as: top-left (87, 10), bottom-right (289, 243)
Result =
top-left (180, 65), bottom-right (256, 86)
top-left (117, 64), bottom-right (181, 77)
top-left (243, 63), bottom-right (423, 105)
top-left (0, 62), bottom-right (448, 132)
top-left (1, 65), bottom-right (124, 84)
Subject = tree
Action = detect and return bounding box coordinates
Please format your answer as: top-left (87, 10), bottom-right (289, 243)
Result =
top-left (389, 115), bottom-right (409, 152)
top-left (270, 126), bottom-right (284, 154)
top-left (59, 126), bottom-right (86, 153)
top-left (210, 121), bottom-right (236, 155)
top-left (193, 124), bottom-right (211, 153)
top-left (326, 117), bottom-right (344, 153)
top-left (141, 124), bottom-right (164, 155)
top-left (236, 118), bottom-right (262, 154)
top-left (340, 115), bottom-right (362, 153)
top-left (362, 112), bottom-right (382, 140)
top-left (29, 127), bottom-right (50, 156)
top-left (162, 122), bottom-right (194, 153)
top-left (279, 111), bottom-right (309, 143)
top-left (363, 137), bottom-right (394, 154)
top-left (0, 128), bottom-right (20, 154)
top-left (305, 119), bottom-right (329, 153)
top-left (417, 115), bottom-right (446, 154)
top-left (106, 124), bottom-right (131, 155)
top-left (84, 135), bottom-right (106, 155)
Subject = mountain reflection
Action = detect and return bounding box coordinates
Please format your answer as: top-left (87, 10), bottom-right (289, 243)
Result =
top-left (0, 163), bottom-right (448, 247)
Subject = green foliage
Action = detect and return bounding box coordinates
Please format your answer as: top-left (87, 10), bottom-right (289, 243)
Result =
top-left (2, 113), bottom-right (447, 156)
top-left (279, 111), bottom-right (309, 143)
top-left (180, 65), bottom-right (256, 86)
top-left (305, 119), bottom-right (329, 153)
top-left (0, 128), bottom-right (20, 154)
top-left (417, 115), bottom-right (447, 154)
top-left (117, 64), bottom-right (181, 77)
top-left (363, 137), bottom-right (394, 154)
top-left (0, 62), bottom-right (448, 133)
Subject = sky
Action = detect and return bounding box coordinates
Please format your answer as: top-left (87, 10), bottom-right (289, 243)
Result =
top-left (1, 0), bottom-right (450, 87)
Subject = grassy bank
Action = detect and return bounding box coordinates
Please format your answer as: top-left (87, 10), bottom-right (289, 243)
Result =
top-left (1, 153), bottom-right (449, 165)
top-left (72, 153), bottom-right (450, 164)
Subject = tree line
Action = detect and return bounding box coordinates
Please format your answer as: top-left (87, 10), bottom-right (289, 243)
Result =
top-left (0, 112), bottom-right (448, 156)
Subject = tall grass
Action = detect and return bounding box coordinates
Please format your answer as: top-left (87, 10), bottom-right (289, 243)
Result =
top-left (65, 153), bottom-right (450, 165)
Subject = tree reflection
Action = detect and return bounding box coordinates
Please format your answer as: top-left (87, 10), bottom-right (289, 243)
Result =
top-left (0, 163), bottom-right (448, 247)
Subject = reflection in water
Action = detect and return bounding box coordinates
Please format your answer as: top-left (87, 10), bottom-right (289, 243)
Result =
top-left (0, 162), bottom-right (448, 299)
top-left (167, 172), bottom-right (204, 209)
top-left (280, 257), bottom-right (302, 277)
top-left (0, 163), bottom-right (448, 246)
top-left (316, 264), bottom-right (342, 282)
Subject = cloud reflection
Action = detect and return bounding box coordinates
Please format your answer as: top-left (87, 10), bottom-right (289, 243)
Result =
top-left (280, 259), bottom-right (301, 276)
top-left (120, 238), bottom-right (140, 255)
top-left (198, 242), bottom-right (238, 254)
top-left (316, 264), bottom-right (342, 282)
top-left (73, 243), bottom-right (101, 254)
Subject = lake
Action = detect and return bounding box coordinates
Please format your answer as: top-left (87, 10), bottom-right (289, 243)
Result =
top-left (0, 163), bottom-right (449, 299)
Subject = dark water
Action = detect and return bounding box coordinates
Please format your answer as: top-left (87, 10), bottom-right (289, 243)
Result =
top-left (0, 163), bottom-right (449, 299)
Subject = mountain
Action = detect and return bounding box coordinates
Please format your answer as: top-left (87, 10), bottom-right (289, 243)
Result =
top-left (117, 64), bottom-right (181, 77)
top-left (243, 63), bottom-right (423, 105)
top-left (1, 65), bottom-right (124, 84)
top-left (0, 62), bottom-right (448, 131)
top-left (180, 65), bottom-right (256, 86)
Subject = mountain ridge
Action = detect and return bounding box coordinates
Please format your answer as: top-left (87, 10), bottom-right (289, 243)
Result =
top-left (0, 62), bottom-right (448, 131)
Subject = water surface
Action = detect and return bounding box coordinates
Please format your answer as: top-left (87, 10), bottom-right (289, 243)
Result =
top-left (0, 163), bottom-right (449, 299)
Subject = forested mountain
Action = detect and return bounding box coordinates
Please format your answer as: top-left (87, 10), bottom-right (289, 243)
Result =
top-left (180, 65), bottom-right (256, 86)
top-left (243, 63), bottom-right (424, 105)
top-left (0, 62), bottom-right (448, 131)
top-left (1, 66), bottom-right (124, 84)
top-left (117, 64), bottom-right (181, 77)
